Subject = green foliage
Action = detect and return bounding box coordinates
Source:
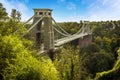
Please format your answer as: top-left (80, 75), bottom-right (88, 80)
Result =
top-left (3, 54), bottom-right (60, 80)
top-left (11, 9), bottom-right (21, 22)
top-left (95, 48), bottom-right (120, 80)
top-left (82, 49), bottom-right (115, 77)
top-left (81, 43), bottom-right (101, 54)
top-left (89, 20), bottom-right (120, 80)
top-left (0, 35), bottom-right (60, 80)
top-left (54, 46), bottom-right (81, 80)
top-left (0, 3), bottom-right (8, 20)
top-left (0, 35), bottom-right (22, 71)
top-left (94, 37), bottom-right (112, 52)
top-left (58, 22), bottom-right (80, 34)
top-left (111, 38), bottom-right (120, 59)
top-left (0, 20), bottom-right (27, 37)
top-left (80, 40), bottom-right (116, 79)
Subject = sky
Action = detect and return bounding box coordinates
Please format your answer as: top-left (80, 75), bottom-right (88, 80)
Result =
top-left (0, 0), bottom-right (120, 22)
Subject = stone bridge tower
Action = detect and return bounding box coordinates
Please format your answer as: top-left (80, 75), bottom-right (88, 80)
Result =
top-left (32, 9), bottom-right (54, 51)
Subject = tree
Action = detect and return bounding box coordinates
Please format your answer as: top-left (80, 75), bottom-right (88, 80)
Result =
top-left (80, 42), bottom-right (115, 79)
top-left (95, 48), bottom-right (120, 80)
top-left (0, 3), bottom-right (8, 20)
top-left (54, 46), bottom-right (82, 80)
top-left (0, 19), bottom-right (27, 36)
top-left (11, 9), bottom-right (16, 20)
top-left (16, 11), bottom-right (21, 21)
top-left (58, 22), bottom-right (80, 34)
top-left (94, 37), bottom-right (112, 52)
top-left (0, 35), bottom-right (60, 80)
top-left (11, 9), bottom-right (21, 22)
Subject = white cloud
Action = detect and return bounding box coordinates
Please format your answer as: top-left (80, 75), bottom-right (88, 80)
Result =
top-left (0, 0), bottom-right (30, 21)
top-left (87, 0), bottom-right (120, 21)
top-left (66, 0), bottom-right (120, 22)
top-left (67, 2), bottom-right (76, 10)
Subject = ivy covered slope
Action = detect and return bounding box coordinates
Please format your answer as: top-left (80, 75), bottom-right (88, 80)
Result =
top-left (0, 3), bottom-right (59, 80)
top-left (95, 48), bottom-right (120, 80)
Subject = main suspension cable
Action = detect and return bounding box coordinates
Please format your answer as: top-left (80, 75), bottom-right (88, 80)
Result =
top-left (21, 15), bottom-right (44, 37)
top-left (52, 17), bottom-right (71, 35)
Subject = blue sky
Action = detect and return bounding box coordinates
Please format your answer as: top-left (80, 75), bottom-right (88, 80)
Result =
top-left (0, 0), bottom-right (120, 22)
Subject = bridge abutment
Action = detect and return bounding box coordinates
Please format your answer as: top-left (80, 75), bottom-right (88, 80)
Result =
top-left (79, 35), bottom-right (92, 48)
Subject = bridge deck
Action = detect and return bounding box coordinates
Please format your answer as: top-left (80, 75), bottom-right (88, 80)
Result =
top-left (54, 33), bottom-right (88, 46)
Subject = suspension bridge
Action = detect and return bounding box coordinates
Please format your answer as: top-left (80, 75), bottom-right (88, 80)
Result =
top-left (23, 9), bottom-right (92, 53)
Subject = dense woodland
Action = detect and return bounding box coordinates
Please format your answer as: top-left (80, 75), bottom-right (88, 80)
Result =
top-left (0, 3), bottom-right (120, 80)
